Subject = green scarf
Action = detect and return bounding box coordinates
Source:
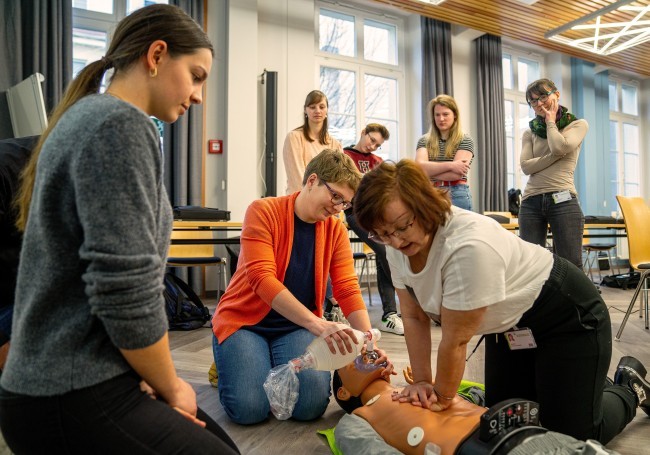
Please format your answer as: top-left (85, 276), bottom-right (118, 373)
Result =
top-left (529, 106), bottom-right (577, 139)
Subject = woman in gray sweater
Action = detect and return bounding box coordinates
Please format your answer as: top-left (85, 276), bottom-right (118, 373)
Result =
top-left (0, 5), bottom-right (238, 454)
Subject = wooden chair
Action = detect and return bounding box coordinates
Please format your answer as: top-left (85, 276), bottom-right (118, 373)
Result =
top-left (167, 229), bottom-right (228, 299)
top-left (614, 196), bottom-right (650, 341)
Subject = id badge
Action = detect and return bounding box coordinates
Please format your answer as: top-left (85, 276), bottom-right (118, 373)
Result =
top-left (504, 328), bottom-right (537, 350)
top-left (552, 190), bottom-right (572, 204)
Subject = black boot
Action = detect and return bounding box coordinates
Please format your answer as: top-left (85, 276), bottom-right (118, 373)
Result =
top-left (614, 356), bottom-right (650, 416)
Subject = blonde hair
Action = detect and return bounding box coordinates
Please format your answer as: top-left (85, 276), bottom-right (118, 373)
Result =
top-left (425, 94), bottom-right (464, 159)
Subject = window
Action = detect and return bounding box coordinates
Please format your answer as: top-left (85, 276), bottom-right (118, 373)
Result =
top-left (609, 78), bottom-right (641, 212)
top-left (72, 0), bottom-right (168, 80)
top-left (317, 3), bottom-right (403, 161)
top-left (502, 48), bottom-right (541, 191)
top-left (73, 1), bottom-right (168, 132)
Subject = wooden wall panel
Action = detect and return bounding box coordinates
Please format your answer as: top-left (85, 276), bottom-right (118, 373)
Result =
top-left (373, 0), bottom-right (650, 77)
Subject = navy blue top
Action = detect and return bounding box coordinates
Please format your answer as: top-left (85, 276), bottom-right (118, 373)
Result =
top-left (248, 213), bottom-right (316, 335)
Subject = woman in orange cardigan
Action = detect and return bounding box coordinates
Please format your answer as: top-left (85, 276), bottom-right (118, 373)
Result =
top-left (212, 150), bottom-right (391, 425)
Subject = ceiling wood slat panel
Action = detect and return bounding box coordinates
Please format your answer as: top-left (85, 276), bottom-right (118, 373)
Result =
top-left (372, 0), bottom-right (650, 77)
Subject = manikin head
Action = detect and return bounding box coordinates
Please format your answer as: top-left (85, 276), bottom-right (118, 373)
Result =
top-left (334, 353), bottom-right (390, 413)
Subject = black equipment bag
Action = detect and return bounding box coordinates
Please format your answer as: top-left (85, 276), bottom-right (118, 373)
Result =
top-left (163, 273), bottom-right (211, 330)
top-left (508, 188), bottom-right (522, 217)
top-left (173, 205), bottom-right (230, 221)
top-left (600, 272), bottom-right (641, 290)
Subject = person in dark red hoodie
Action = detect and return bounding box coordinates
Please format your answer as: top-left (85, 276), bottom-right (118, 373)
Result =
top-left (344, 124), bottom-right (403, 335)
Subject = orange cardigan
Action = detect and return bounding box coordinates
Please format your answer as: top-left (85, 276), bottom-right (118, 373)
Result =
top-left (213, 193), bottom-right (367, 343)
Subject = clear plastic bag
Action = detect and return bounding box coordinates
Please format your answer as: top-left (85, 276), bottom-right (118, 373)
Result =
top-left (263, 362), bottom-right (301, 420)
top-left (263, 331), bottom-right (382, 420)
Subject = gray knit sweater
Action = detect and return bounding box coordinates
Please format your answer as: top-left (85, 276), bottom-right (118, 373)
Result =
top-left (1, 94), bottom-right (173, 396)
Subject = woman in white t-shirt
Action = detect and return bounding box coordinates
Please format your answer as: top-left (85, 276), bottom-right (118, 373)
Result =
top-left (352, 159), bottom-right (647, 445)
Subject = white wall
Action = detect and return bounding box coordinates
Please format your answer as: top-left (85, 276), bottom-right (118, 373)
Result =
top-left (205, 0), bottom-right (228, 213)
top-left (204, 0), bottom-right (650, 222)
top-left (204, 0), bottom-right (484, 217)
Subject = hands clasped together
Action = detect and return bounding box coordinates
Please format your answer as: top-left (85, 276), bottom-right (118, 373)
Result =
top-left (140, 378), bottom-right (206, 427)
top-left (391, 366), bottom-right (456, 412)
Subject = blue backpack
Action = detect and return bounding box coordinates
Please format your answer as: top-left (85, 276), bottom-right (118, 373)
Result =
top-left (163, 273), bottom-right (211, 330)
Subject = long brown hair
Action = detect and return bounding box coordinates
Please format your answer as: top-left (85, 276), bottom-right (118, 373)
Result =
top-left (425, 94), bottom-right (464, 159)
top-left (296, 90), bottom-right (331, 145)
top-left (353, 159), bottom-right (451, 233)
top-left (14, 4), bottom-right (213, 231)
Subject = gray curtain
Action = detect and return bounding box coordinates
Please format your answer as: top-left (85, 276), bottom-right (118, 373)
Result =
top-left (475, 34), bottom-right (507, 213)
top-left (164, 0), bottom-right (205, 207)
top-left (0, 0), bottom-right (72, 138)
top-left (421, 17), bottom-right (453, 132)
top-left (165, 0), bottom-right (209, 292)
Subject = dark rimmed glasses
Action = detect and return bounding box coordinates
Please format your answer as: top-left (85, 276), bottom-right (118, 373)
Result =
top-left (366, 133), bottom-right (383, 151)
top-left (368, 217), bottom-right (416, 244)
top-left (528, 90), bottom-right (556, 107)
top-left (322, 180), bottom-right (353, 210)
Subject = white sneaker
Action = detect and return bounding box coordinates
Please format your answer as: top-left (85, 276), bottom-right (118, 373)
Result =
top-left (324, 304), bottom-right (350, 326)
top-left (380, 313), bottom-right (404, 335)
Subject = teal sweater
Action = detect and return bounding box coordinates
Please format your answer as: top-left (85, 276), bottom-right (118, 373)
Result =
top-left (1, 94), bottom-right (173, 396)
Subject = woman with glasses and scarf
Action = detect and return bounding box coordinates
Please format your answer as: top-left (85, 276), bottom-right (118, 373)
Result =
top-left (212, 150), bottom-right (392, 426)
top-left (518, 78), bottom-right (588, 268)
top-left (352, 159), bottom-right (646, 446)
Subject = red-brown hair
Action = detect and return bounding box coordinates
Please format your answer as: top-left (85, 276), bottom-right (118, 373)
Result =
top-left (353, 159), bottom-right (452, 233)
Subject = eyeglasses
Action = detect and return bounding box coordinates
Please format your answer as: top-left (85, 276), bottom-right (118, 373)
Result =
top-left (322, 180), bottom-right (353, 210)
top-left (366, 133), bottom-right (383, 150)
top-left (528, 90), bottom-right (556, 107)
top-left (368, 217), bottom-right (416, 244)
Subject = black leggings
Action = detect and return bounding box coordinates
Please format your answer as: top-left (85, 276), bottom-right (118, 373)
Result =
top-left (0, 371), bottom-right (239, 454)
top-left (485, 256), bottom-right (637, 444)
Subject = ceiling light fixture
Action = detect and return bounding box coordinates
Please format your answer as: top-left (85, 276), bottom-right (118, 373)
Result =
top-left (415, 0), bottom-right (446, 5)
top-left (545, 0), bottom-right (650, 55)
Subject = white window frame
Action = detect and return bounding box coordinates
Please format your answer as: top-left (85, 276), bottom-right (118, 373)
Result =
top-left (72, 1), bottom-right (169, 69)
top-left (73, 1), bottom-right (127, 40)
top-left (315, 1), bottom-right (406, 162)
top-left (609, 75), bottom-right (641, 205)
top-left (502, 46), bottom-right (543, 191)
top-left (72, 1), bottom-right (127, 83)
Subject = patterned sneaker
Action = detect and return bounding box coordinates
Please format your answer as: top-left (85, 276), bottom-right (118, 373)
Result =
top-left (208, 361), bottom-right (218, 388)
top-left (380, 313), bottom-right (404, 335)
top-left (614, 356), bottom-right (650, 416)
top-left (329, 304), bottom-right (350, 326)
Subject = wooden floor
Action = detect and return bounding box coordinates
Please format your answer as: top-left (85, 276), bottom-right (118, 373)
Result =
top-left (171, 284), bottom-right (650, 455)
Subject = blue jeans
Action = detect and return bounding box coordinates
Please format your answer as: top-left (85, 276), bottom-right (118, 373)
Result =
top-left (443, 184), bottom-right (472, 211)
top-left (345, 211), bottom-right (397, 317)
top-left (213, 328), bottom-right (331, 425)
top-left (518, 193), bottom-right (584, 268)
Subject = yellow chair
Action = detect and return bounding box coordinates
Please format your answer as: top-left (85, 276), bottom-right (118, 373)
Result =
top-left (167, 229), bottom-right (227, 299)
top-left (614, 196), bottom-right (650, 341)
